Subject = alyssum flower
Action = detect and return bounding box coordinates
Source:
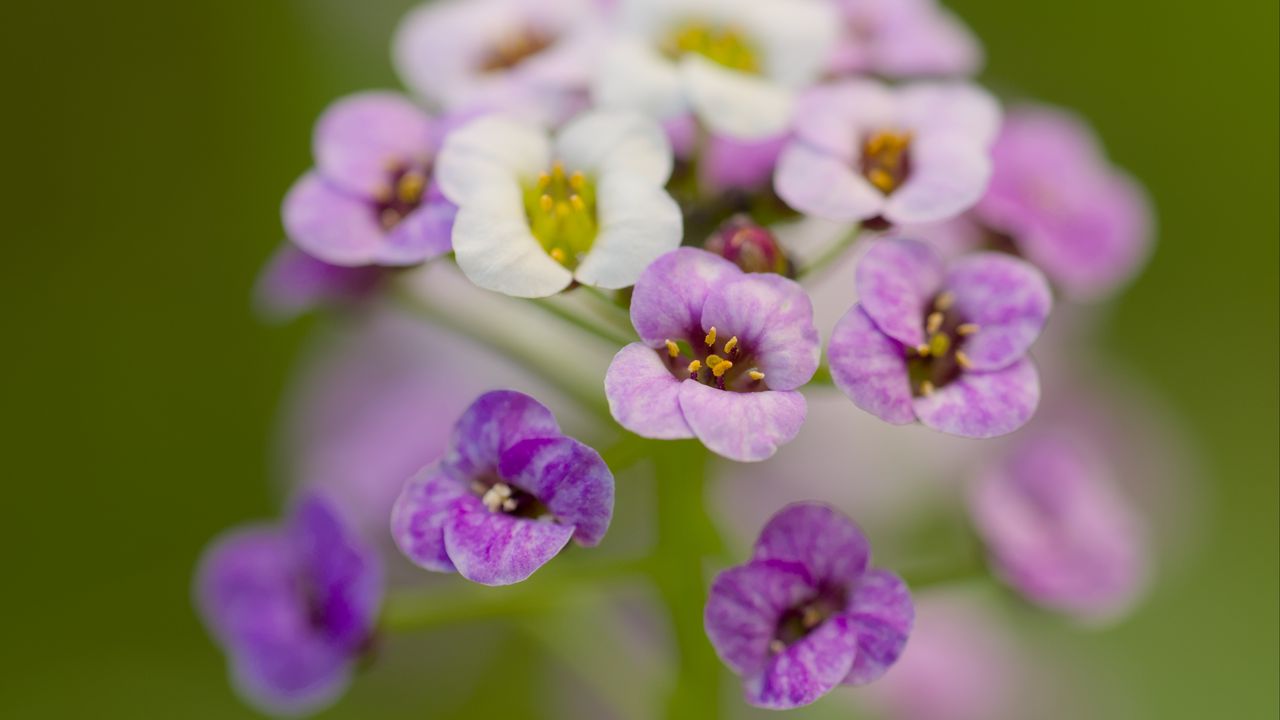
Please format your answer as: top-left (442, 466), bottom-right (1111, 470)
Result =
top-left (827, 0), bottom-right (982, 79)
top-left (436, 111), bottom-right (682, 297)
top-left (605, 248), bottom-right (820, 462)
top-left (593, 0), bottom-right (839, 140)
top-left (392, 390), bottom-right (614, 586)
top-left (775, 80), bottom-right (1000, 226)
top-left (828, 238), bottom-right (1051, 438)
top-left (194, 495), bottom-right (383, 716)
top-left (282, 92), bottom-right (456, 267)
top-left (705, 503), bottom-right (913, 709)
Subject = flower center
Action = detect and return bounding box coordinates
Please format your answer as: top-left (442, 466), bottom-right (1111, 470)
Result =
top-left (374, 162), bottom-right (430, 230)
top-left (478, 27), bottom-right (556, 72)
top-left (470, 479), bottom-right (553, 521)
top-left (861, 130), bottom-right (913, 195)
top-left (662, 22), bottom-right (761, 74)
top-left (770, 585), bottom-right (847, 654)
top-left (523, 161), bottom-right (598, 270)
top-left (657, 325), bottom-right (768, 392)
top-left (905, 291), bottom-right (980, 397)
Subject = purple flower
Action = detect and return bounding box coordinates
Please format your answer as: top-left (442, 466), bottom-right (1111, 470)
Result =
top-left (705, 503), bottom-right (913, 709)
top-left (604, 248), bottom-right (820, 462)
top-left (828, 0), bottom-right (982, 79)
top-left (391, 390), bottom-right (614, 586)
top-left (975, 105), bottom-right (1154, 301)
top-left (775, 80), bottom-right (1000, 226)
top-left (282, 92), bottom-right (456, 267)
top-left (828, 238), bottom-right (1051, 438)
top-left (194, 495), bottom-right (383, 716)
top-left (969, 428), bottom-right (1148, 622)
top-left (254, 245), bottom-right (386, 322)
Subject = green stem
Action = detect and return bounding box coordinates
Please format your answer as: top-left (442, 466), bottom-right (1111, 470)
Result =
top-left (527, 297), bottom-right (634, 347)
top-left (798, 224), bottom-right (860, 279)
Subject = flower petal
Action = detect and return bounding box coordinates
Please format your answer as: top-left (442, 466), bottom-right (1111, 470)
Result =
top-left (913, 360), bottom-right (1040, 438)
top-left (828, 304), bottom-right (915, 425)
top-left (229, 637), bottom-right (352, 718)
top-left (898, 83), bottom-right (1002, 148)
top-left (705, 560), bottom-right (816, 676)
top-left (451, 179), bottom-right (574, 297)
top-left (775, 141), bottom-right (886, 223)
top-left (699, 274), bottom-right (820, 390)
top-left (680, 55), bottom-right (793, 141)
top-left (742, 0), bottom-right (840, 87)
top-left (313, 92), bottom-right (434, 197)
top-left (855, 238), bottom-right (945, 348)
top-left (499, 436), bottom-right (615, 545)
top-left (593, 40), bottom-right (687, 120)
top-left (435, 116), bottom-right (551, 205)
top-left (945, 253), bottom-right (1051, 370)
top-left (883, 134), bottom-right (992, 225)
top-left (604, 343), bottom-right (695, 439)
top-left (555, 111), bottom-right (673, 185)
top-left (752, 503), bottom-right (871, 586)
top-left (792, 80), bottom-right (897, 161)
top-left (443, 497), bottom-right (576, 585)
top-left (195, 526), bottom-right (292, 645)
top-left (377, 198), bottom-right (456, 266)
top-left (630, 247), bottom-right (741, 346)
top-left (745, 614), bottom-right (860, 709)
top-left (574, 172), bottom-right (683, 289)
top-left (841, 569), bottom-right (914, 686)
top-left (678, 384), bottom-right (806, 462)
top-left (254, 245), bottom-right (384, 322)
top-left (446, 390), bottom-right (563, 479)
top-left (288, 496), bottom-right (383, 651)
top-left (390, 465), bottom-right (469, 573)
top-left (282, 173), bottom-right (385, 267)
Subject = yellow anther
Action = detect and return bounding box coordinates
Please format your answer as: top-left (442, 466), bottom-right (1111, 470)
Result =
top-left (868, 169), bottom-right (896, 194)
top-left (687, 360), bottom-right (702, 374)
top-left (926, 312), bottom-right (943, 335)
top-left (705, 355), bottom-right (724, 368)
top-left (397, 171), bottom-right (425, 203)
top-left (550, 248), bottom-right (567, 263)
top-left (665, 340), bottom-right (680, 358)
top-left (956, 350), bottom-right (973, 369)
top-left (373, 184), bottom-right (393, 203)
top-left (536, 172), bottom-right (550, 189)
top-left (935, 291), bottom-right (955, 311)
top-left (957, 323), bottom-right (980, 336)
top-left (748, 370), bottom-right (766, 381)
top-left (929, 332), bottom-right (951, 357)
top-left (915, 343), bottom-right (931, 357)
top-left (801, 607), bottom-right (823, 629)
top-left (539, 194), bottom-right (554, 212)
top-left (769, 639), bottom-right (786, 654)
top-left (501, 498), bottom-right (518, 512)
top-left (920, 380), bottom-right (935, 397)
top-left (570, 194), bottom-right (586, 212)
top-left (569, 171), bottom-right (586, 190)
top-left (555, 201), bottom-right (571, 218)
top-left (711, 360), bottom-right (734, 378)
top-left (705, 326), bottom-right (717, 346)
top-left (552, 161), bottom-right (565, 179)
top-left (723, 336), bottom-right (739, 354)
top-left (379, 208), bottom-right (402, 229)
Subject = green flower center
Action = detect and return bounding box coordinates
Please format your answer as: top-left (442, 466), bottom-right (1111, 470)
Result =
top-left (662, 22), bottom-right (761, 74)
top-left (523, 162), bottom-right (598, 270)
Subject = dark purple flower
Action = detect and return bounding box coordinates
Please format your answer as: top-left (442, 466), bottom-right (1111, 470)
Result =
top-left (194, 495), bottom-right (383, 716)
top-left (604, 248), bottom-right (820, 462)
top-left (282, 92), bottom-right (456, 268)
top-left (391, 390), bottom-right (614, 586)
top-left (254, 245), bottom-right (386, 322)
top-left (705, 503), bottom-right (913, 709)
top-left (828, 238), bottom-right (1050, 438)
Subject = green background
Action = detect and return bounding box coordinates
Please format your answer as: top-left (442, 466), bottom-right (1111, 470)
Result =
top-left (4, 1), bottom-right (1276, 718)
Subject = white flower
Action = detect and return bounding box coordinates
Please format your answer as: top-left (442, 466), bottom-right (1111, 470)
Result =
top-left (436, 112), bottom-right (683, 297)
top-left (592, 0), bottom-right (839, 140)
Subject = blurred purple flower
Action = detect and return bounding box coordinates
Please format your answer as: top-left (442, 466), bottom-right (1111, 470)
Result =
top-left (828, 0), bottom-right (982, 78)
top-left (976, 105), bottom-right (1154, 301)
top-left (775, 80), bottom-right (1000, 225)
top-left (282, 92), bottom-right (456, 267)
top-left (392, 390), bottom-right (614, 586)
top-left (195, 495), bottom-right (383, 716)
top-left (605, 248), bottom-right (820, 462)
top-left (705, 503), bottom-right (913, 709)
top-left (828, 238), bottom-right (1051, 438)
top-left (254, 245), bottom-right (385, 322)
top-left (699, 132), bottom-right (787, 193)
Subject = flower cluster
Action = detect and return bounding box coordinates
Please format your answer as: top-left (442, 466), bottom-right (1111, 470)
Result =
top-left (205, 0), bottom-right (1161, 715)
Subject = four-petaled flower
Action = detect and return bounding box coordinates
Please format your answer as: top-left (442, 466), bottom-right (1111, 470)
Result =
top-left (593, 0), bottom-right (839, 140)
top-left (775, 80), bottom-right (1000, 226)
top-left (436, 111), bottom-right (682, 297)
top-left (282, 92), bottom-right (457, 268)
top-left (391, 390), bottom-right (614, 586)
top-left (827, 0), bottom-right (983, 79)
top-left (194, 495), bottom-right (383, 716)
top-left (828, 238), bottom-right (1051, 438)
top-left (705, 502), bottom-right (913, 709)
top-left (605, 248), bottom-right (820, 462)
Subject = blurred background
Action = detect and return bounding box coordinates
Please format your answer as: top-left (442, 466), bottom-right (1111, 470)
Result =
top-left (3, 1), bottom-right (1276, 718)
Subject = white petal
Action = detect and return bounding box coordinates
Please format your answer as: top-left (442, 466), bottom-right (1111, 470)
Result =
top-left (900, 82), bottom-right (1003, 147)
top-left (680, 55), bottom-right (793, 140)
top-left (574, 172), bottom-right (683, 289)
top-left (592, 40), bottom-right (687, 121)
top-left (739, 0), bottom-right (840, 87)
top-left (555, 111), bottom-right (673, 184)
top-left (452, 180), bottom-right (573, 297)
top-left (435, 116), bottom-right (551, 204)
top-left (884, 135), bottom-right (992, 224)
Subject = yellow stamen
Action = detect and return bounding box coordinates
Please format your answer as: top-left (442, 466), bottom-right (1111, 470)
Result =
top-left (397, 170), bottom-right (425, 203)
top-left (929, 332), bottom-right (951, 357)
top-left (536, 172), bottom-right (550, 190)
top-left (748, 370), bottom-right (766, 381)
top-left (867, 169), bottom-right (896, 194)
top-left (957, 323), bottom-right (980, 336)
top-left (915, 343), bottom-right (931, 357)
top-left (705, 355), bottom-right (724, 368)
top-left (769, 639), bottom-right (786, 654)
top-left (550, 248), bottom-right (567, 263)
top-left (555, 201), bottom-right (571, 218)
top-left (539, 194), bottom-right (554, 212)
top-left (920, 380), bottom-right (935, 397)
top-left (723, 336), bottom-right (739, 354)
top-left (380, 208), bottom-right (401, 228)
top-left (956, 350), bottom-right (973, 369)
top-left (569, 171), bottom-right (586, 190)
top-left (926, 312), bottom-right (943, 335)
top-left (801, 607), bottom-right (823, 629)
top-left (705, 326), bottom-right (717, 346)
top-left (935, 291), bottom-right (955, 311)
top-left (570, 194), bottom-right (586, 212)
top-left (711, 360), bottom-right (734, 378)
top-left (552, 161), bottom-right (565, 180)
top-left (665, 339), bottom-right (680, 358)
top-left (373, 184), bottom-right (392, 203)
top-left (687, 360), bottom-right (702, 374)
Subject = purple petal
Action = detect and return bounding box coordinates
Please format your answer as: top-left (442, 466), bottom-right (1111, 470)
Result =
top-left (774, 141), bottom-right (885, 222)
top-left (828, 305), bottom-right (915, 425)
top-left (313, 92), bottom-right (434, 197)
top-left (752, 503), bottom-right (871, 587)
top-left (195, 526), bottom-right (293, 646)
top-left (945, 253), bottom-right (1051, 370)
top-left (792, 81), bottom-right (896, 161)
top-left (677, 384), bottom-right (806, 463)
top-left (855, 238), bottom-right (945, 347)
top-left (630, 248), bottom-right (741, 346)
top-left (883, 134), bottom-right (992, 225)
top-left (229, 636), bottom-right (352, 717)
top-left (842, 569), bottom-right (914, 686)
top-left (701, 132), bottom-right (786, 192)
top-left (288, 496), bottom-right (383, 651)
top-left (700, 274), bottom-right (820, 390)
top-left (390, 465), bottom-right (468, 573)
top-left (604, 343), bottom-right (695, 440)
top-left (442, 497), bottom-right (576, 586)
top-left (705, 560), bottom-right (816, 675)
top-left (446, 390), bottom-right (562, 480)
top-left (913, 360), bottom-right (1040, 438)
top-left (282, 173), bottom-right (386, 267)
top-left (254, 245), bottom-right (384, 322)
top-left (498, 436), bottom-right (615, 545)
top-left (377, 198), bottom-right (456, 265)
top-left (745, 614), bottom-right (860, 709)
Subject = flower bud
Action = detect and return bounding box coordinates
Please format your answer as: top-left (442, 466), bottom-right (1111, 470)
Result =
top-left (705, 215), bottom-right (791, 276)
